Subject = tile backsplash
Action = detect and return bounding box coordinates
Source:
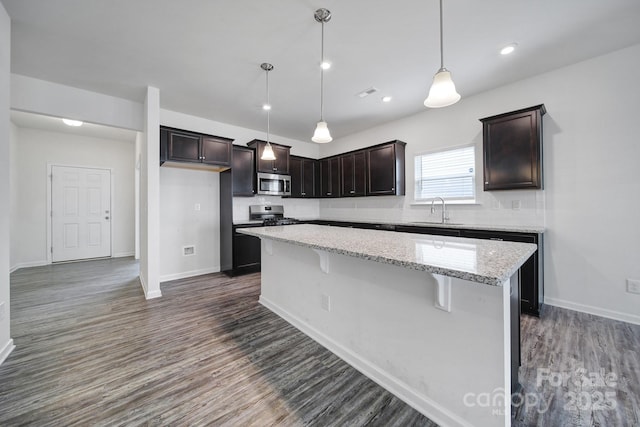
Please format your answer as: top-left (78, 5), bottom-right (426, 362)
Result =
top-left (232, 189), bottom-right (544, 228)
top-left (232, 196), bottom-right (320, 222)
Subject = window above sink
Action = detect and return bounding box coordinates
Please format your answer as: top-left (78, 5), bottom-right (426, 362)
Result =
top-left (414, 144), bottom-right (476, 204)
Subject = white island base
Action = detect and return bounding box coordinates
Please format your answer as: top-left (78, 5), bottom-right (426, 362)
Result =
top-left (258, 239), bottom-right (514, 427)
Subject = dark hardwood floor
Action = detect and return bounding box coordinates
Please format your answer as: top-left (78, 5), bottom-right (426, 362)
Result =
top-left (1, 258), bottom-right (639, 426)
top-left (514, 305), bottom-right (640, 426)
top-left (1, 258), bottom-right (435, 426)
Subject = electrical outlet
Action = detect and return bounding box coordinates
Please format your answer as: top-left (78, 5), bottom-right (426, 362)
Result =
top-left (511, 200), bottom-right (521, 210)
top-left (0, 301), bottom-right (5, 321)
top-left (321, 294), bottom-right (331, 312)
top-left (627, 279), bottom-right (640, 295)
top-left (194, 203), bottom-right (201, 211)
top-left (183, 245), bottom-right (196, 256)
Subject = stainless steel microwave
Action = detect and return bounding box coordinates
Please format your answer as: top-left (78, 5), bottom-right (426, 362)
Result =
top-left (257, 172), bottom-right (291, 196)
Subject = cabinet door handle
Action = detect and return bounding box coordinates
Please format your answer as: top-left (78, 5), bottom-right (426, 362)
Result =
top-left (350, 190), bottom-right (355, 194)
top-left (202, 156), bottom-right (206, 160)
top-left (301, 192), bottom-right (306, 196)
top-left (327, 192), bottom-right (332, 195)
top-left (490, 237), bottom-right (503, 241)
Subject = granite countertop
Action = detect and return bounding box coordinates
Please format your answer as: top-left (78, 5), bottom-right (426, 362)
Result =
top-left (233, 220), bottom-right (264, 226)
top-left (233, 218), bottom-right (544, 233)
top-left (238, 224), bottom-right (537, 286)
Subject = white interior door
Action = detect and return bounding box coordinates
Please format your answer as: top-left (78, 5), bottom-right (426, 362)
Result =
top-left (52, 165), bottom-right (111, 262)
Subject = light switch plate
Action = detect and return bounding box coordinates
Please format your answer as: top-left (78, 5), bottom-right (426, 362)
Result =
top-left (321, 294), bottom-right (331, 311)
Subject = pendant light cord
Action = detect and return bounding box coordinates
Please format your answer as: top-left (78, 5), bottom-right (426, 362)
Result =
top-left (439, 0), bottom-right (444, 70)
top-left (266, 68), bottom-right (270, 143)
top-left (320, 20), bottom-right (325, 121)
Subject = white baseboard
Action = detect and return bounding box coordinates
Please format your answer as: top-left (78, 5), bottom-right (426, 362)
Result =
top-left (9, 260), bottom-right (48, 273)
top-left (545, 297), bottom-right (640, 326)
top-left (138, 275), bottom-right (162, 300)
top-left (0, 339), bottom-right (15, 366)
top-left (113, 251), bottom-right (135, 258)
top-left (160, 266), bottom-right (221, 283)
top-left (259, 296), bottom-right (471, 427)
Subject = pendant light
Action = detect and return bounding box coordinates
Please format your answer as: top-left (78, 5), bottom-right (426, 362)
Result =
top-left (424, 0), bottom-right (461, 108)
top-left (260, 62), bottom-right (276, 160)
top-left (312, 8), bottom-right (332, 143)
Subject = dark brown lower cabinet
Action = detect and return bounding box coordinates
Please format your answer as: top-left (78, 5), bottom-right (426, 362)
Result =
top-left (227, 225), bottom-right (262, 276)
top-left (459, 229), bottom-right (543, 317)
top-left (395, 225), bottom-right (461, 237)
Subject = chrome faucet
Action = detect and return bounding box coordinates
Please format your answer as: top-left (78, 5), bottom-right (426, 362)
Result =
top-left (430, 197), bottom-right (449, 224)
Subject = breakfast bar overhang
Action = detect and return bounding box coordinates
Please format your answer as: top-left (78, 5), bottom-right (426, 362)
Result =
top-left (239, 224), bottom-right (537, 427)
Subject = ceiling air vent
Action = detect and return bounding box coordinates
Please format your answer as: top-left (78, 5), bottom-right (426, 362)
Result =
top-left (356, 87), bottom-right (379, 98)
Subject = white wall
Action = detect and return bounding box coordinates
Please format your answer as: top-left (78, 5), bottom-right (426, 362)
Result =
top-left (158, 109), bottom-right (320, 280)
top-left (9, 127), bottom-right (136, 270)
top-left (319, 44), bottom-right (640, 325)
top-left (159, 167), bottom-right (220, 281)
top-left (9, 122), bottom-right (18, 269)
top-left (0, 1), bottom-right (13, 365)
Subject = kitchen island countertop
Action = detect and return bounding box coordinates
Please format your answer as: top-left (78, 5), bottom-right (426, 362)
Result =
top-left (239, 223), bottom-right (536, 286)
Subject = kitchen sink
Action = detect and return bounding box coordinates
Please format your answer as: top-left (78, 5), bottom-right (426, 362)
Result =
top-left (410, 221), bottom-right (462, 226)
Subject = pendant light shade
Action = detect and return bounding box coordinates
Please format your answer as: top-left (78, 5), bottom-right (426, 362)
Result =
top-left (260, 62), bottom-right (276, 161)
top-left (312, 121), bottom-right (332, 143)
top-left (424, 0), bottom-right (461, 108)
top-left (261, 143), bottom-right (275, 160)
top-left (424, 69), bottom-right (460, 108)
top-left (311, 8), bottom-right (333, 143)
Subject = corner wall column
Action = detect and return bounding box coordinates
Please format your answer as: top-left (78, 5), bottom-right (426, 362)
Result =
top-left (139, 86), bottom-right (161, 299)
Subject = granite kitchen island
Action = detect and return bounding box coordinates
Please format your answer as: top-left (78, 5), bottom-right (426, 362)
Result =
top-left (239, 224), bottom-right (537, 427)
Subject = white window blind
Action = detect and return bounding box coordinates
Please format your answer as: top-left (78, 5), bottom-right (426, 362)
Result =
top-left (414, 145), bottom-right (476, 201)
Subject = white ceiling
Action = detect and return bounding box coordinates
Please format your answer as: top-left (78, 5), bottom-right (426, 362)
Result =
top-left (4, 0), bottom-right (640, 142)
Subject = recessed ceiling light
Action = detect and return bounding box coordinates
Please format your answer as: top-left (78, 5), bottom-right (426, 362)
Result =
top-left (500, 43), bottom-right (517, 55)
top-left (62, 118), bottom-right (83, 127)
top-left (382, 96), bottom-right (392, 103)
top-left (320, 61), bottom-right (331, 70)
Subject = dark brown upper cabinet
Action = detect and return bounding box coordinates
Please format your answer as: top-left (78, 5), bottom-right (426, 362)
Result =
top-left (246, 139), bottom-right (291, 175)
top-left (340, 151), bottom-right (367, 197)
top-left (232, 145), bottom-right (255, 197)
top-left (366, 140), bottom-right (406, 196)
top-left (160, 126), bottom-right (233, 169)
top-left (290, 155), bottom-right (318, 198)
top-left (319, 156), bottom-right (340, 198)
top-left (480, 105), bottom-right (546, 191)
